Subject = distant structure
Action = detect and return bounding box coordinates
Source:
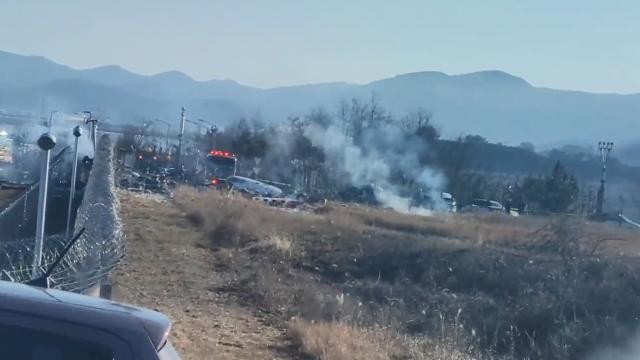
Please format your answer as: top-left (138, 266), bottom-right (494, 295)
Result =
top-left (595, 141), bottom-right (614, 218)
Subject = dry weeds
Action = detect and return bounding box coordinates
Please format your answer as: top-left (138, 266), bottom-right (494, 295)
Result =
top-left (288, 319), bottom-right (398, 360)
top-left (172, 186), bottom-right (550, 252)
top-left (121, 186), bottom-right (640, 359)
top-left (287, 318), bottom-right (479, 360)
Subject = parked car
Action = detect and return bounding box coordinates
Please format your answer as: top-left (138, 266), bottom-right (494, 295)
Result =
top-left (0, 280), bottom-right (181, 359)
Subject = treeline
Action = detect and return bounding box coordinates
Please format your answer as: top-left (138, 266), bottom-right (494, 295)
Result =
top-left (203, 97), bottom-right (582, 213)
top-left (213, 97), bottom-right (443, 201)
top-left (436, 136), bottom-right (640, 184)
top-left (123, 95), bottom-right (595, 213)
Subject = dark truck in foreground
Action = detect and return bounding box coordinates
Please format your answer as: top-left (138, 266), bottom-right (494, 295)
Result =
top-left (0, 280), bottom-right (181, 359)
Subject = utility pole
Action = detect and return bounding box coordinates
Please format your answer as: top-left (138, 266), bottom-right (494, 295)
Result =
top-left (595, 141), bottom-right (614, 218)
top-left (177, 107), bottom-right (186, 167)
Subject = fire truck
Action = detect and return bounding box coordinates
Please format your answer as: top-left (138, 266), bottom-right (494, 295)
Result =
top-left (205, 150), bottom-right (237, 186)
top-left (205, 150), bottom-right (283, 197)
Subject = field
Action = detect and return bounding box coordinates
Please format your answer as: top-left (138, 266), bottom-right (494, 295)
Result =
top-left (114, 187), bottom-right (640, 360)
top-left (0, 188), bottom-right (24, 210)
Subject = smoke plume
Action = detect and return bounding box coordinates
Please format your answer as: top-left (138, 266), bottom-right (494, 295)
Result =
top-left (303, 103), bottom-right (446, 215)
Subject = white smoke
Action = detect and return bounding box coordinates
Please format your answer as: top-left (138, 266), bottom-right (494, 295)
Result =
top-left (304, 117), bottom-right (447, 216)
top-left (27, 114), bottom-right (94, 158)
top-left (586, 331), bottom-right (640, 360)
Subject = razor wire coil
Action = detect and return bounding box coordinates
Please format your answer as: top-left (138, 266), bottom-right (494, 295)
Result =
top-left (0, 135), bottom-right (123, 293)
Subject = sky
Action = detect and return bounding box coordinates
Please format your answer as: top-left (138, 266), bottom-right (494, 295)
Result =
top-left (1, 0), bottom-right (639, 93)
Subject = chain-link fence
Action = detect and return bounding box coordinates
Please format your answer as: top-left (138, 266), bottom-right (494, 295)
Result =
top-left (0, 148), bottom-right (69, 242)
top-left (0, 135), bottom-right (123, 293)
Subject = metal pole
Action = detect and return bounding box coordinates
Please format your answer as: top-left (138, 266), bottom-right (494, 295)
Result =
top-left (595, 141), bottom-right (613, 218)
top-left (31, 133), bottom-right (56, 279)
top-left (165, 124), bottom-right (170, 149)
top-left (65, 126), bottom-right (82, 240)
top-left (152, 118), bottom-right (171, 150)
top-left (177, 107), bottom-right (186, 166)
top-left (91, 121), bottom-right (97, 151)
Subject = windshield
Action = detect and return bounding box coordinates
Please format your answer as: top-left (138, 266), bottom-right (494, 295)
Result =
top-left (6, 3), bottom-right (640, 360)
top-left (206, 155), bottom-right (236, 179)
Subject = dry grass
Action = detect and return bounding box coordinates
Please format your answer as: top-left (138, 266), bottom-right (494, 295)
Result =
top-left (167, 186), bottom-right (640, 360)
top-left (324, 203), bottom-right (549, 246)
top-left (263, 233), bottom-right (295, 257)
top-left (288, 319), bottom-right (477, 360)
top-left (173, 186), bottom-right (328, 249)
top-left (112, 190), bottom-right (294, 360)
top-left (288, 319), bottom-right (398, 360)
top-left (173, 186), bottom-right (555, 252)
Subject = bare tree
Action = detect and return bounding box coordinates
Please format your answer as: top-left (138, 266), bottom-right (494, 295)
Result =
top-left (400, 108), bottom-right (440, 143)
top-left (338, 94), bottom-right (390, 145)
top-left (337, 99), bottom-right (350, 139)
top-left (306, 107), bottom-right (332, 129)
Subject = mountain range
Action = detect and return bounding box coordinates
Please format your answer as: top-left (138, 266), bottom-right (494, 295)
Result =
top-left (1, 49), bottom-right (639, 148)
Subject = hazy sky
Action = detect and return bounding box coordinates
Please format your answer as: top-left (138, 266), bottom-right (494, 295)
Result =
top-left (1, 0), bottom-right (639, 93)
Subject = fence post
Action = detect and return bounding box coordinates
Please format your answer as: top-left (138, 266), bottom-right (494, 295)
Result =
top-left (31, 133), bottom-right (56, 279)
top-left (65, 126), bottom-right (82, 240)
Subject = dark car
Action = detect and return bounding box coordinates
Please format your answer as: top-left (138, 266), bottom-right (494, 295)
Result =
top-left (0, 280), bottom-right (181, 359)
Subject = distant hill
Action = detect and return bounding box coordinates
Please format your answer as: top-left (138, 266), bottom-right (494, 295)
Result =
top-left (1, 50), bottom-right (640, 147)
top-left (615, 140), bottom-right (640, 166)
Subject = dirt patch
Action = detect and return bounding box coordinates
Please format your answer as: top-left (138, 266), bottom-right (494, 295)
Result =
top-left (111, 190), bottom-right (299, 360)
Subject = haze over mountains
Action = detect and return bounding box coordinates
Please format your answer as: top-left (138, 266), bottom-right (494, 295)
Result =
top-left (1, 49), bottom-right (639, 146)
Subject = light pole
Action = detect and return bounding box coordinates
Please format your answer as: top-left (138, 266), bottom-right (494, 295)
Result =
top-left (153, 118), bottom-right (171, 149)
top-left (65, 126), bottom-right (82, 240)
top-left (184, 119), bottom-right (207, 171)
top-left (185, 118), bottom-right (206, 133)
top-left (210, 125), bottom-right (218, 149)
top-left (595, 141), bottom-right (614, 218)
top-left (197, 118), bottom-right (218, 149)
top-left (31, 133), bottom-right (56, 279)
top-left (81, 111), bottom-right (95, 149)
top-left (48, 110), bottom-right (58, 132)
top-left (196, 118), bottom-right (213, 127)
